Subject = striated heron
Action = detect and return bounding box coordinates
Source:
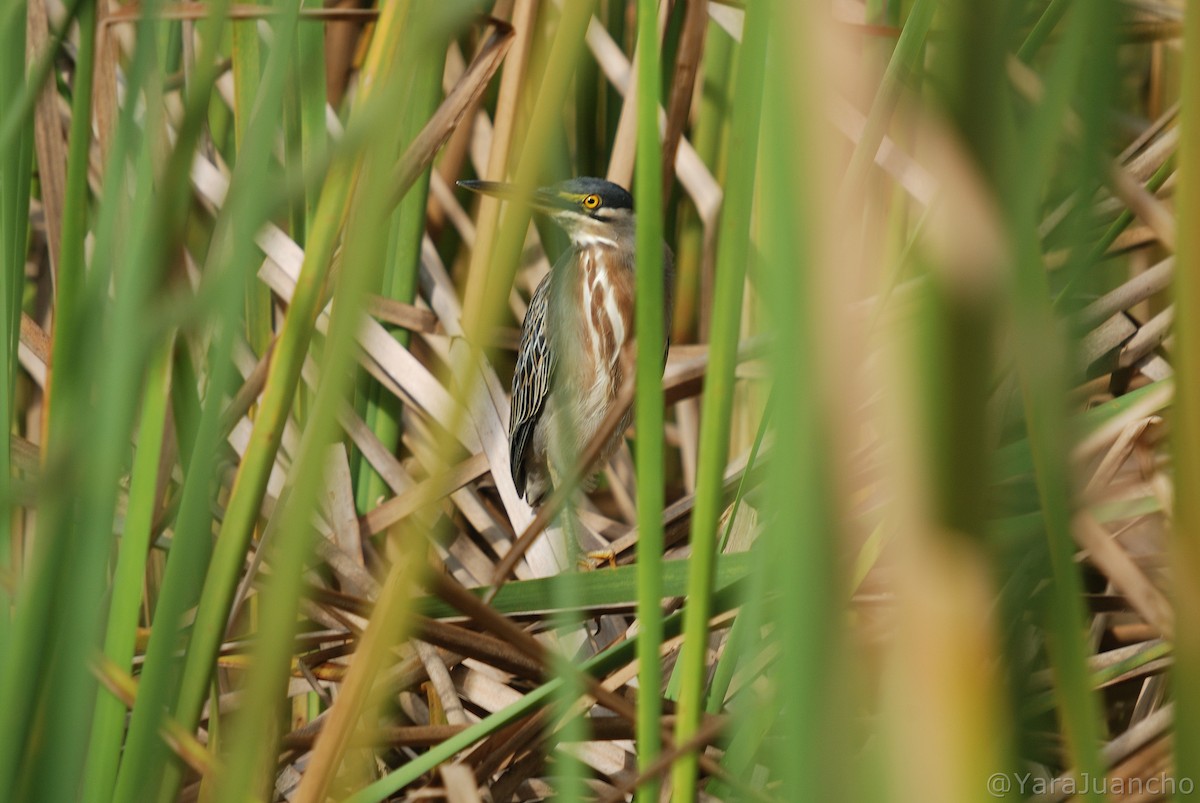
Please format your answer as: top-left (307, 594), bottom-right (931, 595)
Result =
top-left (459, 177), bottom-right (675, 505)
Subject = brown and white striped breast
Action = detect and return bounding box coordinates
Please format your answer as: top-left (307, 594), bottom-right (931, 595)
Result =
top-left (578, 245), bottom-right (634, 379)
top-left (542, 243), bottom-right (636, 466)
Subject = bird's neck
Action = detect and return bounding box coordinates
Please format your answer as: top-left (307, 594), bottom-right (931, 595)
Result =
top-left (569, 230), bottom-right (619, 248)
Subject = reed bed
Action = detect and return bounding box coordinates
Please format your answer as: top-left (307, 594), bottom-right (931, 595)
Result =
top-left (0, 1), bottom-right (1193, 801)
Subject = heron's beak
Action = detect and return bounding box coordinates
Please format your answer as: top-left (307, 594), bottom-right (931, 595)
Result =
top-left (456, 180), bottom-right (576, 214)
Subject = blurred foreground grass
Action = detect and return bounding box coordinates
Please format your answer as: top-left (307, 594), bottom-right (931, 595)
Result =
top-left (0, 1), bottom-right (1195, 801)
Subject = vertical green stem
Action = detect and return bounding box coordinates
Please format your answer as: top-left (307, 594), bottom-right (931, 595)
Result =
top-left (358, 33), bottom-right (444, 513)
top-left (297, 4), bottom-right (326, 234)
top-left (231, 17), bottom-right (272, 358)
top-left (0, 4), bottom-right (91, 799)
top-left (633, 0), bottom-right (665, 800)
top-left (51, 0), bottom-right (95, 383)
top-left (670, 1), bottom-right (768, 798)
top-left (757, 2), bottom-right (839, 796)
top-left (21, 1), bottom-right (162, 798)
top-left (998, 4), bottom-right (1110, 799)
top-left (112, 325), bottom-right (242, 803)
top-left (81, 336), bottom-right (174, 803)
top-left (548, 525), bottom-right (585, 803)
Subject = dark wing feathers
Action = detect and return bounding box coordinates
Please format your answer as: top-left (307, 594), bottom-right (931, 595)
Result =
top-left (509, 274), bottom-right (555, 496)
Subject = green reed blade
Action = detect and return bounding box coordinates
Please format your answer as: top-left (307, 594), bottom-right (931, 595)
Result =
top-left (670, 1), bottom-right (768, 797)
top-left (357, 23), bottom-right (444, 514)
top-left (756, 2), bottom-right (840, 796)
top-left (999, 3), bottom-right (1113, 799)
top-left (633, 0), bottom-right (667, 799)
top-left (231, 15), bottom-right (273, 358)
top-left (81, 336), bottom-right (174, 803)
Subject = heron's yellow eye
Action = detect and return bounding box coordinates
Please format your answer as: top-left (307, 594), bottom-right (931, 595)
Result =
top-left (582, 194), bottom-right (601, 210)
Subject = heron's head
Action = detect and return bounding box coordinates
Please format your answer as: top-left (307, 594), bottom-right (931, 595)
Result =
top-left (457, 176), bottom-right (633, 248)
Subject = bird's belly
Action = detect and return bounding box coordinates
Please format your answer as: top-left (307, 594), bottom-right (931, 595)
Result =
top-left (535, 333), bottom-right (628, 480)
top-left (542, 352), bottom-right (623, 447)
top-left (568, 372), bottom-right (620, 450)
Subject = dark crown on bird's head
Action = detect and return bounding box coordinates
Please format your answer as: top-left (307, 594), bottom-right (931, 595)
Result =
top-left (547, 177), bottom-right (633, 213)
